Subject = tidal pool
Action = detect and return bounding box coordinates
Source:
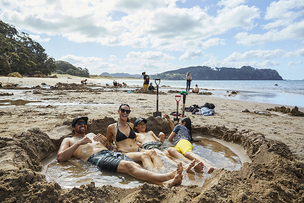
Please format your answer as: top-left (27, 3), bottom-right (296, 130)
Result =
top-left (42, 136), bottom-right (249, 189)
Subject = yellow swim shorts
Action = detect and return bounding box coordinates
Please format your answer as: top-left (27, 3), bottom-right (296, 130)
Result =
top-left (174, 139), bottom-right (193, 155)
top-left (143, 84), bottom-right (149, 88)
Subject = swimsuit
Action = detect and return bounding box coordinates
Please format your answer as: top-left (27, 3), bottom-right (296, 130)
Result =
top-left (143, 141), bottom-right (163, 150)
top-left (116, 123), bottom-right (140, 153)
top-left (87, 150), bottom-right (133, 172)
top-left (172, 125), bottom-right (193, 155)
top-left (116, 123), bottom-right (136, 142)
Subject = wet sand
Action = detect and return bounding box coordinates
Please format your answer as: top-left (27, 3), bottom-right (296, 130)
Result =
top-left (0, 76), bottom-right (304, 202)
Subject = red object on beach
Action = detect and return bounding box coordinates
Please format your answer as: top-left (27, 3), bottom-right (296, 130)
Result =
top-left (174, 95), bottom-right (181, 121)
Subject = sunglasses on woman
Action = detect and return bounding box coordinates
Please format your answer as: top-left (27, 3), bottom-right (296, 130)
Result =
top-left (120, 109), bottom-right (131, 114)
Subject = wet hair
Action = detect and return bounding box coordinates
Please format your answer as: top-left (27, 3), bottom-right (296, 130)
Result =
top-left (181, 117), bottom-right (192, 138)
top-left (118, 103), bottom-right (130, 111)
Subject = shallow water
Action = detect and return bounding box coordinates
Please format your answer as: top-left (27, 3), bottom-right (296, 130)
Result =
top-left (42, 136), bottom-right (248, 189)
top-left (0, 99), bottom-right (41, 106)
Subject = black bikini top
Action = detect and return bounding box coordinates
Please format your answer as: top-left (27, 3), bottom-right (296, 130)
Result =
top-left (116, 122), bottom-right (136, 142)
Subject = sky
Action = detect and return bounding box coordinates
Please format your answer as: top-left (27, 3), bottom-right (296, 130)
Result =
top-left (0, 0), bottom-right (303, 80)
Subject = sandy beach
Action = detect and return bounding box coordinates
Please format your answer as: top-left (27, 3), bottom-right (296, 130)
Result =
top-left (0, 76), bottom-right (304, 202)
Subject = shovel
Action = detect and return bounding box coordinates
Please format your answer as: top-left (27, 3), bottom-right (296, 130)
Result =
top-left (180, 91), bottom-right (188, 118)
top-left (174, 95), bottom-right (181, 121)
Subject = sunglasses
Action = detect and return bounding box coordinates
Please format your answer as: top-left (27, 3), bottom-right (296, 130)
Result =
top-left (76, 121), bottom-right (87, 125)
top-left (120, 109), bottom-right (131, 114)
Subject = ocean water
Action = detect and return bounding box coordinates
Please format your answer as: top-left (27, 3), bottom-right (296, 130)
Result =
top-left (98, 79), bottom-right (304, 108)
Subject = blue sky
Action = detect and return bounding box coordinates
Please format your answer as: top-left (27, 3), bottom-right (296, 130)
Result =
top-left (0, 0), bottom-right (303, 79)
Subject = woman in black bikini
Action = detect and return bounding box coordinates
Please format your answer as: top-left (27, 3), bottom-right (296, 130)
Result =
top-left (107, 103), bottom-right (166, 172)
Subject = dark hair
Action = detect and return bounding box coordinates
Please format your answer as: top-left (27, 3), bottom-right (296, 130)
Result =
top-left (118, 103), bottom-right (130, 111)
top-left (181, 117), bottom-right (192, 137)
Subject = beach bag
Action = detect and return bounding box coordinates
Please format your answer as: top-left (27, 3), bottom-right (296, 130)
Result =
top-left (202, 102), bottom-right (215, 109)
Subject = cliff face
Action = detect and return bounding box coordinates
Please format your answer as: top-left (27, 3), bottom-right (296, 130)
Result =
top-left (152, 66), bottom-right (283, 80)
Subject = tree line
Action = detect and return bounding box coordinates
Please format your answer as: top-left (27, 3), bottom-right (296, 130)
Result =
top-left (0, 20), bottom-right (90, 78)
top-left (152, 66), bottom-right (283, 80)
top-left (0, 20), bottom-right (56, 76)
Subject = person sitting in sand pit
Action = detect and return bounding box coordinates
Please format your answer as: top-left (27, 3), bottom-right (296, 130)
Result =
top-left (107, 104), bottom-right (167, 172)
top-left (123, 82), bottom-right (127, 87)
top-left (57, 116), bottom-right (183, 188)
top-left (113, 80), bottom-right (118, 88)
top-left (192, 84), bottom-right (199, 93)
top-left (164, 114), bottom-right (214, 173)
top-left (134, 117), bottom-right (203, 172)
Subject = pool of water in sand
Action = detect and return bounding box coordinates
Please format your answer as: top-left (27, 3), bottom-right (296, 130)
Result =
top-left (42, 136), bottom-right (250, 189)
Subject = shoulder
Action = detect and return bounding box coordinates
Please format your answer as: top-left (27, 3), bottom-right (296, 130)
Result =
top-left (128, 122), bottom-right (134, 128)
top-left (107, 123), bottom-right (116, 131)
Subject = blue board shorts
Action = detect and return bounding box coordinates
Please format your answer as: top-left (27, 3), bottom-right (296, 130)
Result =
top-left (87, 150), bottom-right (133, 172)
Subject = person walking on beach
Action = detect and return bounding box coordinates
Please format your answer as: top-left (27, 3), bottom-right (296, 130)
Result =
top-left (57, 116), bottom-right (183, 188)
top-left (164, 114), bottom-right (214, 173)
top-left (107, 104), bottom-right (167, 172)
top-left (186, 72), bottom-right (192, 92)
top-left (142, 72), bottom-right (150, 89)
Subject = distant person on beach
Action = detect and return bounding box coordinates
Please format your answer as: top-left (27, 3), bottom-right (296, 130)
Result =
top-left (0, 82), bottom-right (2, 88)
top-left (134, 117), bottom-right (203, 172)
top-left (186, 72), bottom-right (192, 92)
top-left (164, 114), bottom-right (214, 173)
top-left (148, 83), bottom-right (155, 90)
top-left (192, 84), bottom-right (199, 93)
top-left (57, 116), bottom-right (183, 188)
top-left (123, 82), bottom-right (127, 87)
top-left (142, 72), bottom-right (149, 89)
top-left (113, 80), bottom-right (118, 88)
top-left (107, 104), bottom-right (167, 172)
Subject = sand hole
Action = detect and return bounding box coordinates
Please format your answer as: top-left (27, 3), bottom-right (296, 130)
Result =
top-left (42, 135), bottom-right (249, 189)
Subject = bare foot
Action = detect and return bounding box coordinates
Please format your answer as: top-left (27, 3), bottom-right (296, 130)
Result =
top-left (168, 162), bottom-right (183, 179)
top-left (163, 173), bottom-right (183, 188)
top-left (194, 162), bottom-right (204, 173)
top-left (184, 160), bottom-right (196, 172)
top-left (207, 167), bottom-right (215, 174)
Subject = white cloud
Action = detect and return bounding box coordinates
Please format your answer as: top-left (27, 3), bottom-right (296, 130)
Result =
top-left (217, 0), bottom-right (247, 8)
top-left (29, 34), bottom-right (50, 42)
top-left (264, 0), bottom-right (304, 29)
top-left (224, 49), bottom-right (285, 61)
top-left (288, 60), bottom-right (302, 66)
top-left (109, 55), bottom-right (118, 61)
top-left (179, 49), bottom-right (203, 61)
top-left (0, 0), bottom-right (260, 51)
top-left (125, 51), bottom-right (175, 63)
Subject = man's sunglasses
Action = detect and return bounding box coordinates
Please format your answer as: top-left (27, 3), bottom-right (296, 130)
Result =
top-left (120, 109), bottom-right (131, 114)
top-left (76, 121), bottom-right (87, 125)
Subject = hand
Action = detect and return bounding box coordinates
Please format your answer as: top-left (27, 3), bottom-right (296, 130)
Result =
top-left (78, 135), bottom-right (92, 145)
top-left (163, 114), bottom-right (170, 120)
top-left (159, 132), bottom-right (165, 142)
top-left (94, 133), bottom-right (107, 142)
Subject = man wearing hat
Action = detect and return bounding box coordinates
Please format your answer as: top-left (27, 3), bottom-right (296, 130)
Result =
top-left (57, 116), bottom-right (183, 188)
top-left (142, 72), bottom-right (149, 89)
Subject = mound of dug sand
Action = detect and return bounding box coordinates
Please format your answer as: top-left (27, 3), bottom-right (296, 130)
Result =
top-left (1, 117), bottom-right (304, 202)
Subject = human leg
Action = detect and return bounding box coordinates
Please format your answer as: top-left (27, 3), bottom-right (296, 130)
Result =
top-left (117, 160), bottom-right (183, 188)
top-left (184, 151), bottom-right (214, 173)
top-left (144, 150), bottom-right (166, 172)
top-left (125, 152), bottom-right (159, 172)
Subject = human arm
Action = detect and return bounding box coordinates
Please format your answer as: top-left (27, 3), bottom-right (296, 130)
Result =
top-left (163, 114), bottom-right (175, 130)
top-left (57, 136), bottom-right (92, 162)
top-left (106, 124), bottom-right (115, 143)
top-left (94, 133), bottom-right (116, 150)
top-left (168, 131), bottom-right (176, 141)
top-left (149, 131), bottom-right (165, 142)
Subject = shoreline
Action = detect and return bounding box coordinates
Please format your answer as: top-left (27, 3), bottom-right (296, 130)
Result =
top-left (1, 76), bottom-right (303, 110)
